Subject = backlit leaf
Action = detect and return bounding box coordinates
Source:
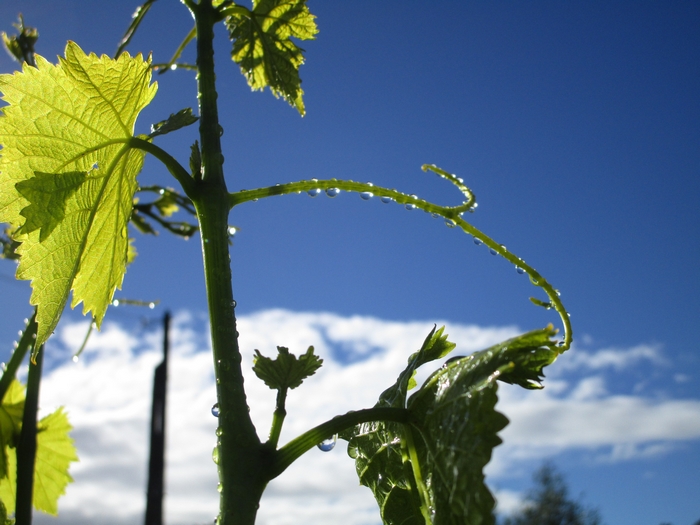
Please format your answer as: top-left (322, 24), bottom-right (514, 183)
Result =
top-left (343, 326), bottom-right (559, 525)
top-left (253, 345), bottom-right (322, 391)
top-left (0, 407), bottom-right (77, 517)
top-left (0, 41), bottom-right (157, 347)
top-left (224, 0), bottom-right (318, 115)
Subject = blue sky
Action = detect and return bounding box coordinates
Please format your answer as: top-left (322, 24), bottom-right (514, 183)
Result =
top-left (1, 2), bottom-right (699, 525)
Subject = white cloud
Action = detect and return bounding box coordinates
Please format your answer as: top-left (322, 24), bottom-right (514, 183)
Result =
top-left (27, 309), bottom-right (700, 525)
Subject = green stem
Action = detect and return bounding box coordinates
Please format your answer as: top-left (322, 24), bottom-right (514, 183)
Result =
top-left (15, 343), bottom-right (43, 525)
top-left (0, 312), bottom-right (37, 403)
top-left (272, 407), bottom-right (412, 479)
top-left (190, 2), bottom-right (265, 524)
top-left (128, 137), bottom-right (195, 197)
top-left (267, 388), bottom-right (288, 449)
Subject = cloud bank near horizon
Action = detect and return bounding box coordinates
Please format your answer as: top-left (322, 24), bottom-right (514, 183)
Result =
top-left (29, 308), bottom-right (700, 525)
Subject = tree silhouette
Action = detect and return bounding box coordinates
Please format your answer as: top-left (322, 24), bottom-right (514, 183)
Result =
top-left (503, 462), bottom-right (603, 525)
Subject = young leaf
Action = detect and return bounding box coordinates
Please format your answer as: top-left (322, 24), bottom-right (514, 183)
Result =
top-left (0, 41), bottom-right (157, 347)
top-left (0, 407), bottom-right (77, 517)
top-left (149, 107), bottom-right (199, 138)
top-left (253, 346), bottom-right (322, 390)
top-left (343, 326), bottom-right (559, 525)
top-left (224, 0), bottom-right (318, 115)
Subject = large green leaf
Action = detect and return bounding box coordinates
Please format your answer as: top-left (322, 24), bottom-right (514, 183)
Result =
top-left (343, 326), bottom-right (559, 525)
top-left (0, 41), bottom-right (157, 346)
top-left (224, 0), bottom-right (318, 115)
top-left (0, 407), bottom-right (77, 517)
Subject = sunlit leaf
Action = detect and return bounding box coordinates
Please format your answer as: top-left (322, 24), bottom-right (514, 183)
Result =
top-left (0, 381), bottom-right (25, 480)
top-left (0, 41), bottom-right (157, 347)
top-left (0, 407), bottom-right (77, 517)
top-left (224, 0), bottom-right (318, 115)
top-left (343, 326), bottom-right (559, 525)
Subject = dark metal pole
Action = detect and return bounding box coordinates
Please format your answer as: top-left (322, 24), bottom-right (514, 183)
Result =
top-left (145, 312), bottom-right (170, 525)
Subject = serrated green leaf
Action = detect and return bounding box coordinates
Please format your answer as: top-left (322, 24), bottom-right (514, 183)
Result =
top-left (0, 407), bottom-right (77, 517)
top-left (253, 345), bottom-right (322, 390)
top-left (224, 0), bottom-right (318, 115)
top-left (149, 107), bottom-right (198, 138)
top-left (0, 41), bottom-right (157, 347)
top-left (0, 381), bottom-right (25, 480)
top-left (343, 326), bottom-right (559, 525)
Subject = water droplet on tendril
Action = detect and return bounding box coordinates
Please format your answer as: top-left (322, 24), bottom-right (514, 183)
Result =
top-left (473, 237), bottom-right (483, 246)
top-left (445, 219), bottom-right (456, 228)
top-left (359, 192), bottom-right (373, 200)
top-left (212, 447), bottom-right (219, 465)
top-left (170, 64), bottom-right (177, 71)
top-left (113, 299), bottom-right (120, 307)
top-left (326, 188), bottom-right (340, 198)
top-left (380, 196), bottom-right (393, 204)
top-left (555, 289), bottom-right (561, 297)
top-left (231, 300), bottom-right (237, 308)
top-left (490, 248), bottom-right (498, 255)
top-left (405, 203), bottom-right (416, 211)
top-left (516, 266), bottom-right (526, 274)
top-left (217, 482), bottom-right (223, 493)
top-left (148, 302), bottom-right (156, 309)
top-left (212, 404), bottom-right (220, 417)
top-left (228, 226), bottom-right (237, 236)
top-left (307, 188), bottom-right (321, 197)
top-left (216, 427), bottom-right (223, 437)
top-left (317, 435), bottom-right (337, 452)
top-left (72, 355), bottom-right (79, 363)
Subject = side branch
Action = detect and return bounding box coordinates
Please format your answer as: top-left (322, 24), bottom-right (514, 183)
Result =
top-left (271, 407), bottom-right (412, 479)
top-left (128, 137), bottom-right (196, 197)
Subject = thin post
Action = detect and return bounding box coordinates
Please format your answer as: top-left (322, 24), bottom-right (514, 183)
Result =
top-left (145, 312), bottom-right (170, 525)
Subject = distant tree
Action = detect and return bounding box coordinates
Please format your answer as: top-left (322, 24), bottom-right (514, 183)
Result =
top-left (503, 462), bottom-right (603, 525)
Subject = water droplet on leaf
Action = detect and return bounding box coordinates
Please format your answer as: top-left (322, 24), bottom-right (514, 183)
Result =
top-left (317, 435), bottom-right (337, 452)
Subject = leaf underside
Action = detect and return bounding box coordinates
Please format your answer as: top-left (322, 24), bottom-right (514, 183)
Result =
top-left (225, 0), bottom-right (318, 115)
top-left (0, 381), bottom-right (77, 516)
top-left (343, 326), bottom-right (559, 525)
top-left (0, 41), bottom-right (157, 346)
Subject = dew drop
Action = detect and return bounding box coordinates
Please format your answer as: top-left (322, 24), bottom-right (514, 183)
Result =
top-left (317, 435), bottom-right (337, 452)
top-left (92, 162), bottom-right (99, 170)
top-left (216, 427), bottom-right (224, 437)
top-left (445, 219), bottom-right (456, 228)
top-left (148, 302), bottom-right (156, 309)
top-left (159, 188), bottom-right (166, 195)
top-left (516, 266), bottom-right (526, 275)
top-left (211, 403), bottom-right (220, 417)
top-left (17, 330), bottom-right (22, 337)
top-left (228, 226), bottom-right (237, 236)
top-left (307, 188), bottom-right (321, 197)
top-left (170, 64), bottom-right (177, 71)
top-left (380, 196), bottom-right (393, 204)
top-left (326, 188), bottom-right (340, 198)
top-left (72, 355), bottom-right (79, 363)
top-left (359, 191), bottom-right (373, 200)
top-left (217, 482), bottom-right (223, 493)
top-left (231, 300), bottom-right (237, 308)
top-left (555, 289), bottom-right (561, 297)
top-left (0, 363), bottom-right (5, 371)
top-left (405, 203), bottom-right (416, 211)
top-left (12, 341), bottom-right (18, 349)
top-left (212, 447), bottom-right (219, 465)
top-left (489, 248), bottom-right (498, 255)
top-left (473, 237), bottom-right (483, 246)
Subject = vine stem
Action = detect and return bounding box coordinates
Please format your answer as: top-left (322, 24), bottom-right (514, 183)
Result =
top-left (188, 2), bottom-right (265, 524)
top-left (15, 342), bottom-right (43, 525)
